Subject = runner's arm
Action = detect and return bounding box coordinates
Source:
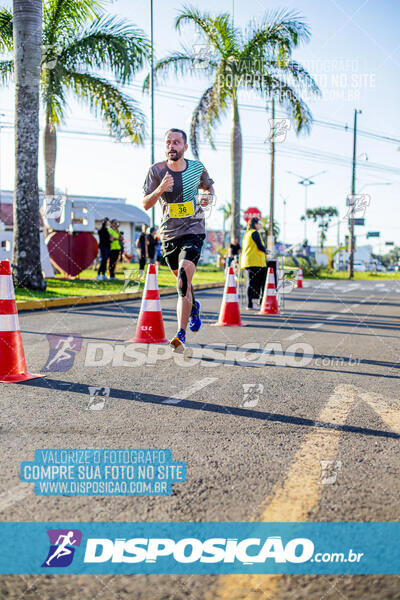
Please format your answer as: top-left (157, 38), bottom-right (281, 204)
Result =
top-left (143, 172), bottom-right (173, 210)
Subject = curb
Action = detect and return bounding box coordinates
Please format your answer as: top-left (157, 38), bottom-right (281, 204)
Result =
top-left (16, 282), bottom-right (225, 313)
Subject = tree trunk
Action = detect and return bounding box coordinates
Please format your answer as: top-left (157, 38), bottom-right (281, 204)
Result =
top-left (230, 94), bottom-right (242, 242)
top-left (12, 0), bottom-right (45, 289)
top-left (44, 119), bottom-right (57, 196)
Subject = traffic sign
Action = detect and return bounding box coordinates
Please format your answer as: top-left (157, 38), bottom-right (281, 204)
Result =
top-left (385, 241), bottom-right (394, 246)
top-left (350, 218), bottom-right (365, 226)
top-left (244, 207), bottom-right (262, 223)
top-left (367, 232), bottom-right (380, 238)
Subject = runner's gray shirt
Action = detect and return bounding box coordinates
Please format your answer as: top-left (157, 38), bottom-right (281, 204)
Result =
top-left (143, 159), bottom-right (214, 242)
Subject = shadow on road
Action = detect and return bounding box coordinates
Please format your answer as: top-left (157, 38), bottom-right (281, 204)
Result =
top-left (18, 377), bottom-right (400, 440)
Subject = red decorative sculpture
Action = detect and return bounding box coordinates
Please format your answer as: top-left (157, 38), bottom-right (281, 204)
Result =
top-left (47, 232), bottom-right (98, 277)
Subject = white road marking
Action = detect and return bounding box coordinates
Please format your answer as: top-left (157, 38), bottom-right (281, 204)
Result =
top-left (326, 314), bottom-right (338, 320)
top-left (162, 377), bottom-right (218, 405)
top-left (340, 307), bottom-right (351, 313)
top-left (285, 332), bottom-right (303, 341)
top-left (352, 304), bottom-right (360, 309)
top-left (309, 322), bottom-right (322, 329)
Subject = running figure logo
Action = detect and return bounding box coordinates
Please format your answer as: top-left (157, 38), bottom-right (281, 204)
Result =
top-left (42, 334), bottom-right (82, 372)
top-left (41, 529), bottom-right (82, 568)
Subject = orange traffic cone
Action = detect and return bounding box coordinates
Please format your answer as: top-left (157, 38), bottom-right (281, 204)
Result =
top-left (126, 264), bottom-right (168, 344)
top-left (0, 260), bottom-right (44, 383)
top-left (259, 267), bottom-right (280, 315)
top-left (213, 266), bottom-right (243, 326)
top-left (296, 266), bottom-right (303, 288)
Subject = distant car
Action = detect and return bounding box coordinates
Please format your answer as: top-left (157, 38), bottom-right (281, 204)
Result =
top-left (353, 261), bottom-right (367, 272)
top-left (387, 266), bottom-right (395, 272)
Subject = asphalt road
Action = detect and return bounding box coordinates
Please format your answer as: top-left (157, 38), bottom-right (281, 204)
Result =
top-left (1, 279), bottom-right (399, 599)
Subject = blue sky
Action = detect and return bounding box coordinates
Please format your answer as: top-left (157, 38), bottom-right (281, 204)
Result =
top-left (0, 0), bottom-right (399, 251)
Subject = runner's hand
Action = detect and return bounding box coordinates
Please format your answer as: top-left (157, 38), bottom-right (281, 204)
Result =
top-left (159, 173), bottom-right (174, 193)
top-left (198, 191), bottom-right (213, 207)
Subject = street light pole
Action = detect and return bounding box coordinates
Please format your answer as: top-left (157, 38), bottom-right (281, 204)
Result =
top-left (150, 0), bottom-right (155, 227)
top-left (348, 109), bottom-right (361, 279)
top-left (280, 194), bottom-right (288, 247)
top-left (268, 97), bottom-right (275, 255)
top-left (287, 170), bottom-right (327, 245)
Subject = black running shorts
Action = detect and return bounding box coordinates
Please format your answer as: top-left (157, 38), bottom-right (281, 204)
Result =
top-left (162, 234), bottom-right (205, 271)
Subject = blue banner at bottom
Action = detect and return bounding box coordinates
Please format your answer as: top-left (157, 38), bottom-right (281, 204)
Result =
top-left (0, 523), bottom-right (398, 574)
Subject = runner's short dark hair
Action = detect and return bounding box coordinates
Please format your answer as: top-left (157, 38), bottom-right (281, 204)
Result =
top-left (165, 128), bottom-right (187, 144)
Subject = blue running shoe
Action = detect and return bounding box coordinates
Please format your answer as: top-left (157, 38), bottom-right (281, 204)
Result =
top-left (169, 328), bottom-right (186, 353)
top-left (189, 300), bottom-right (202, 332)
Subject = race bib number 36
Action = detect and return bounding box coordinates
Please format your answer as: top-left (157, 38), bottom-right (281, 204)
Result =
top-left (169, 201), bottom-right (194, 218)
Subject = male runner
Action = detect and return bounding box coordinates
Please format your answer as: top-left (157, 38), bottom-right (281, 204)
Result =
top-left (143, 128), bottom-right (214, 353)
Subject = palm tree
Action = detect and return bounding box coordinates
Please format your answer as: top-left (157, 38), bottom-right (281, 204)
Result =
top-left (12, 0), bottom-right (45, 289)
top-left (218, 201), bottom-right (232, 246)
top-left (1, 0), bottom-right (149, 196)
top-left (147, 5), bottom-right (320, 241)
top-left (301, 206), bottom-right (339, 248)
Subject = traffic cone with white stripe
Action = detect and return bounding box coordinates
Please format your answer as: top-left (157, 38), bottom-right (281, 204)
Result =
top-left (296, 266), bottom-right (303, 288)
top-left (213, 266), bottom-right (243, 326)
top-left (259, 267), bottom-right (280, 315)
top-left (127, 264), bottom-right (168, 344)
top-left (0, 260), bottom-right (44, 382)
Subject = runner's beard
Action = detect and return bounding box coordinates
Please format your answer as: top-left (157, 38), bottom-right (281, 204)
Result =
top-left (167, 150), bottom-right (183, 161)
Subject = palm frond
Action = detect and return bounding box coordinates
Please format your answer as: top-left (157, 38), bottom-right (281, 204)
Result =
top-left (259, 74), bottom-right (313, 133)
top-left (41, 67), bottom-right (68, 126)
top-left (63, 70), bottom-right (145, 142)
top-left (143, 48), bottom-right (218, 91)
top-left (0, 7), bottom-right (13, 52)
top-left (242, 9), bottom-right (311, 60)
top-left (190, 79), bottom-right (229, 158)
top-left (176, 5), bottom-right (226, 56)
top-left (0, 59), bottom-right (14, 85)
top-left (60, 15), bottom-right (149, 83)
top-left (209, 13), bottom-right (239, 55)
top-left (44, 0), bottom-right (105, 45)
top-left (278, 59), bottom-right (321, 97)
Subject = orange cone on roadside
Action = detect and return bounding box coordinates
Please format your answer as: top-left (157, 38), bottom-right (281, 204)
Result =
top-left (296, 266), bottom-right (303, 288)
top-left (126, 264), bottom-right (168, 344)
top-left (213, 266), bottom-right (243, 327)
top-left (259, 267), bottom-right (280, 315)
top-left (0, 260), bottom-right (44, 383)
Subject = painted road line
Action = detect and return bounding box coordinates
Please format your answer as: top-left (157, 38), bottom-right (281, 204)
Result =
top-left (309, 323), bottom-right (322, 329)
top-left (210, 384), bottom-right (359, 600)
top-left (285, 332), bottom-right (303, 341)
top-left (360, 391), bottom-right (400, 434)
top-left (0, 484), bottom-right (31, 513)
top-left (352, 304), bottom-right (360, 309)
top-left (340, 307), bottom-right (351, 313)
top-left (162, 377), bottom-right (218, 405)
top-left (326, 314), bottom-right (338, 320)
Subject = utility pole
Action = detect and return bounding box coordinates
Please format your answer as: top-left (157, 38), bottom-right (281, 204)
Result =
top-left (268, 97), bottom-right (275, 255)
top-left (348, 109), bottom-right (361, 279)
top-left (150, 0), bottom-right (155, 227)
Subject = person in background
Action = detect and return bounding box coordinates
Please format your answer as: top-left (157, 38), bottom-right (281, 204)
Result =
top-left (97, 217), bottom-right (110, 281)
top-left (119, 231), bottom-right (125, 262)
top-left (228, 236), bottom-right (241, 267)
top-left (136, 224), bottom-right (148, 275)
top-left (147, 226), bottom-right (158, 265)
top-left (108, 219), bottom-right (122, 280)
top-left (240, 217), bottom-right (268, 310)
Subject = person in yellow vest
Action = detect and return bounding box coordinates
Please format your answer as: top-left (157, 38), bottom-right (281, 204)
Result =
top-left (240, 217), bottom-right (268, 310)
top-left (108, 219), bottom-right (122, 280)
